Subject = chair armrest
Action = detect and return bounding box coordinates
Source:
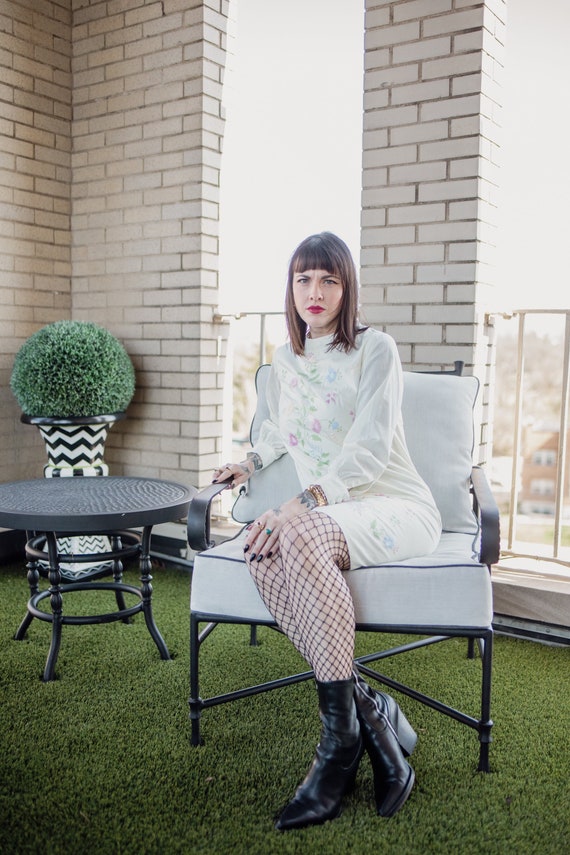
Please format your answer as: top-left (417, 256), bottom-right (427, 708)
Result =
top-left (470, 465), bottom-right (501, 568)
top-left (187, 482), bottom-right (232, 552)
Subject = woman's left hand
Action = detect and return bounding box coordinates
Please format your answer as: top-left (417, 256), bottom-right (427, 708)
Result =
top-left (243, 492), bottom-right (316, 561)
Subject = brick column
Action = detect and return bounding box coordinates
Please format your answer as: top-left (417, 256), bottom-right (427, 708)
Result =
top-left (71, 0), bottom-right (228, 486)
top-left (361, 0), bottom-right (505, 460)
top-left (0, 0), bottom-right (72, 483)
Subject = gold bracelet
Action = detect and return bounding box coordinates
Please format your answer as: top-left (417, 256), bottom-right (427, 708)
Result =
top-left (307, 484), bottom-right (328, 507)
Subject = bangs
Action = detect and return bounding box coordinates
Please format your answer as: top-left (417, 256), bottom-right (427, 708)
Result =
top-left (291, 239), bottom-right (343, 278)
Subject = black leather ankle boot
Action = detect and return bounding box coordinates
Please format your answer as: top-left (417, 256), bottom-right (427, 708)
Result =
top-left (353, 674), bottom-right (415, 817)
top-left (353, 671), bottom-right (417, 756)
top-left (275, 678), bottom-right (363, 831)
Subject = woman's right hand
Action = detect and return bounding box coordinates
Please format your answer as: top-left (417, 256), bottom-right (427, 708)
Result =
top-left (212, 453), bottom-right (260, 488)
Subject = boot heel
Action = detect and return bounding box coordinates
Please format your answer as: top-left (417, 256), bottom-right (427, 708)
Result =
top-left (353, 672), bottom-right (417, 756)
top-left (386, 697), bottom-right (417, 757)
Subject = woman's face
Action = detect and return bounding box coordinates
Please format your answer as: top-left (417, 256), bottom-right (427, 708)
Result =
top-left (292, 268), bottom-right (344, 338)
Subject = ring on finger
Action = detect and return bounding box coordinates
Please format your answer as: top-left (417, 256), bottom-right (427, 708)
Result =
top-left (265, 528), bottom-right (272, 536)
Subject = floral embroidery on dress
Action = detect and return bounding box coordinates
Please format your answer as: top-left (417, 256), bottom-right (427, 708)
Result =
top-left (307, 443), bottom-right (330, 468)
top-left (278, 357), bottom-right (353, 477)
top-left (370, 519), bottom-right (399, 555)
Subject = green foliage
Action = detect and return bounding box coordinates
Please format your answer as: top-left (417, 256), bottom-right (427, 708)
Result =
top-left (10, 320), bottom-right (135, 417)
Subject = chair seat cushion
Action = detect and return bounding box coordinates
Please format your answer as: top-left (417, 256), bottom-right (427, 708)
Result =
top-left (191, 530), bottom-right (493, 629)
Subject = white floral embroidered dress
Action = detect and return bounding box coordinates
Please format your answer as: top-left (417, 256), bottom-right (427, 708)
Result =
top-left (250, 327), bottom-right (442, 568)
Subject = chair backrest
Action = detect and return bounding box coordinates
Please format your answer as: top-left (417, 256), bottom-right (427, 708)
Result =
top-left (233, 365), bottom-right (480, 536)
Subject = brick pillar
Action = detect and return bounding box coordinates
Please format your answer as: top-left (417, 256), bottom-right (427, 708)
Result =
top-left (71, 0), bottom-right (228, 486)
top-left (0, 0), bottom-right (73, 483)
top-left (361, 0), bottom-right (505, 461)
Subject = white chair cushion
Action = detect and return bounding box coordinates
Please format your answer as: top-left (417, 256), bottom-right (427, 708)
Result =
top-left (233, 367), bottom-right (479, 536)
top-left (191, 530), bottom-right (493, 629)
top-left (401, 372), bottom-right (479, 535)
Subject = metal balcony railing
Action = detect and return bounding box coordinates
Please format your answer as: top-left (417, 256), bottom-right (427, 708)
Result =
top-left (213, 311), bottom-right (286, 366)
top-left (493, 309), bottom-right (570, 571)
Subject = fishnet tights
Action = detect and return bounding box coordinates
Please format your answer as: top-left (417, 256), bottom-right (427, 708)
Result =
top-left (246, 513), bottom-right (354, 682)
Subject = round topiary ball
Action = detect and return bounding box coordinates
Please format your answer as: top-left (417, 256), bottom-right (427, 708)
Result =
top-left (10, 320), bottom-right (136, 418)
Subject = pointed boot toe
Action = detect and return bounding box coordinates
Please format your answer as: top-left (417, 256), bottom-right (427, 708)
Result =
top-left (275, 794), bottom-right (340, 831)
top-left (275, 734), bottom-right (363, 831)
top-left (375, 762), bottom-right (415, 817)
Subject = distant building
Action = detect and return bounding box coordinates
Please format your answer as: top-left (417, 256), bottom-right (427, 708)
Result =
top-left (520, 424), bottom-right (570, 516)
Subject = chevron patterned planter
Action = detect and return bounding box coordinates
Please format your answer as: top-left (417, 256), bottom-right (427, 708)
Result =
top-left (36, 420), bottom-right (114, 477)
top-left (22, 413), bottom-right (125, 580)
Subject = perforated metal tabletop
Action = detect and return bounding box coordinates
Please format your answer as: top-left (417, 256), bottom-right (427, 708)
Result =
top-left (0, 476), bottom-right (193, 533)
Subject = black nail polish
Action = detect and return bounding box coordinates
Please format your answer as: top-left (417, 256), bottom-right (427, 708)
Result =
top-left (250, 553), bottom-right (256, 561)
top-left (266, 551), bottom-right (272, 559)
top-left (243, 544), bottom-right (249, 553)
top-left (257, 554), bottom-right (263, 561)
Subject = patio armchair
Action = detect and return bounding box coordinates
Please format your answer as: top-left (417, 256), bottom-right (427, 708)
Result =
top-left (187, 363), bottom-right (500, 772)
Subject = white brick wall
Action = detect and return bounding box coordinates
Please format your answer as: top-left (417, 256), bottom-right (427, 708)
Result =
top-left (0, 0), bottom-right (72, 483)
top-left (362, 0), bottom-right (506, 461)
top-left (100, 0), bottom-right (228, 487)
top-left (0, 0), bottom-right (229, 487)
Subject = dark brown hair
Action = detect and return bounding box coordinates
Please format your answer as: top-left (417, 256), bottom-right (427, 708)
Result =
top-left (285, 232), bottom-right (362, 356)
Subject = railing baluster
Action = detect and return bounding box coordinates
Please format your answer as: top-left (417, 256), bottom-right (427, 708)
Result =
top-left (508, 312), bottom-right (526, 551)
top-left (553, 312), bottom-right (570, 558)
top-left (259, 313), bottom-right (267, 366)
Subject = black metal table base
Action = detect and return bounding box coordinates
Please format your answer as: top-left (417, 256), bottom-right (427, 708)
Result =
top-left (14, 526), bottom-right (171, 681)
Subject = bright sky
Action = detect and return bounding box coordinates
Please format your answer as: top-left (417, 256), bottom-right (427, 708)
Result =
top-left (218, 0), bottom-right (363, 313)
top-left (218, 0), bottom-right (570, 316)
top-left (498, 0), bottom-right (569, 311)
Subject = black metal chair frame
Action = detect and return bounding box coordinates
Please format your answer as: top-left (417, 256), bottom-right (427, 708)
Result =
top-left (187, 362), bottom-right (500, 773)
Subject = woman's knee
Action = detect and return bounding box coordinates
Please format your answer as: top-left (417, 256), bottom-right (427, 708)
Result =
top-left (280, 513), bottom-right (350, 571)
top-left (245, 550), bottom-right (284, 590)
top-left (279, 513), bottom-right (316, 554)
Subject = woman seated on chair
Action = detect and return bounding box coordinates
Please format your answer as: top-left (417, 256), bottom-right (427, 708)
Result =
top-left (212, 231), bottom-right (442, 831)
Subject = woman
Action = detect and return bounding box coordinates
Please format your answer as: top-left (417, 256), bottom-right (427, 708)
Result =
top-left (212, 232), bottom-right (441, 830)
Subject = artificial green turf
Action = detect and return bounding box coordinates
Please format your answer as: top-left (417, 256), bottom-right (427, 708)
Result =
top-left (0, 561), bottom-right (569, 855)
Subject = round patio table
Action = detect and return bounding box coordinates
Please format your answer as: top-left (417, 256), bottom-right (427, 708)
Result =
top-left (0, 476), bottom-right (195, 681)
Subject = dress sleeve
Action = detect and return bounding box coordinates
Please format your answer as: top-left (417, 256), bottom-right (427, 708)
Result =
top-left (318, 334), bottom-right (403, 504)
top-left (249, 362), bottom-right (288, 468)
